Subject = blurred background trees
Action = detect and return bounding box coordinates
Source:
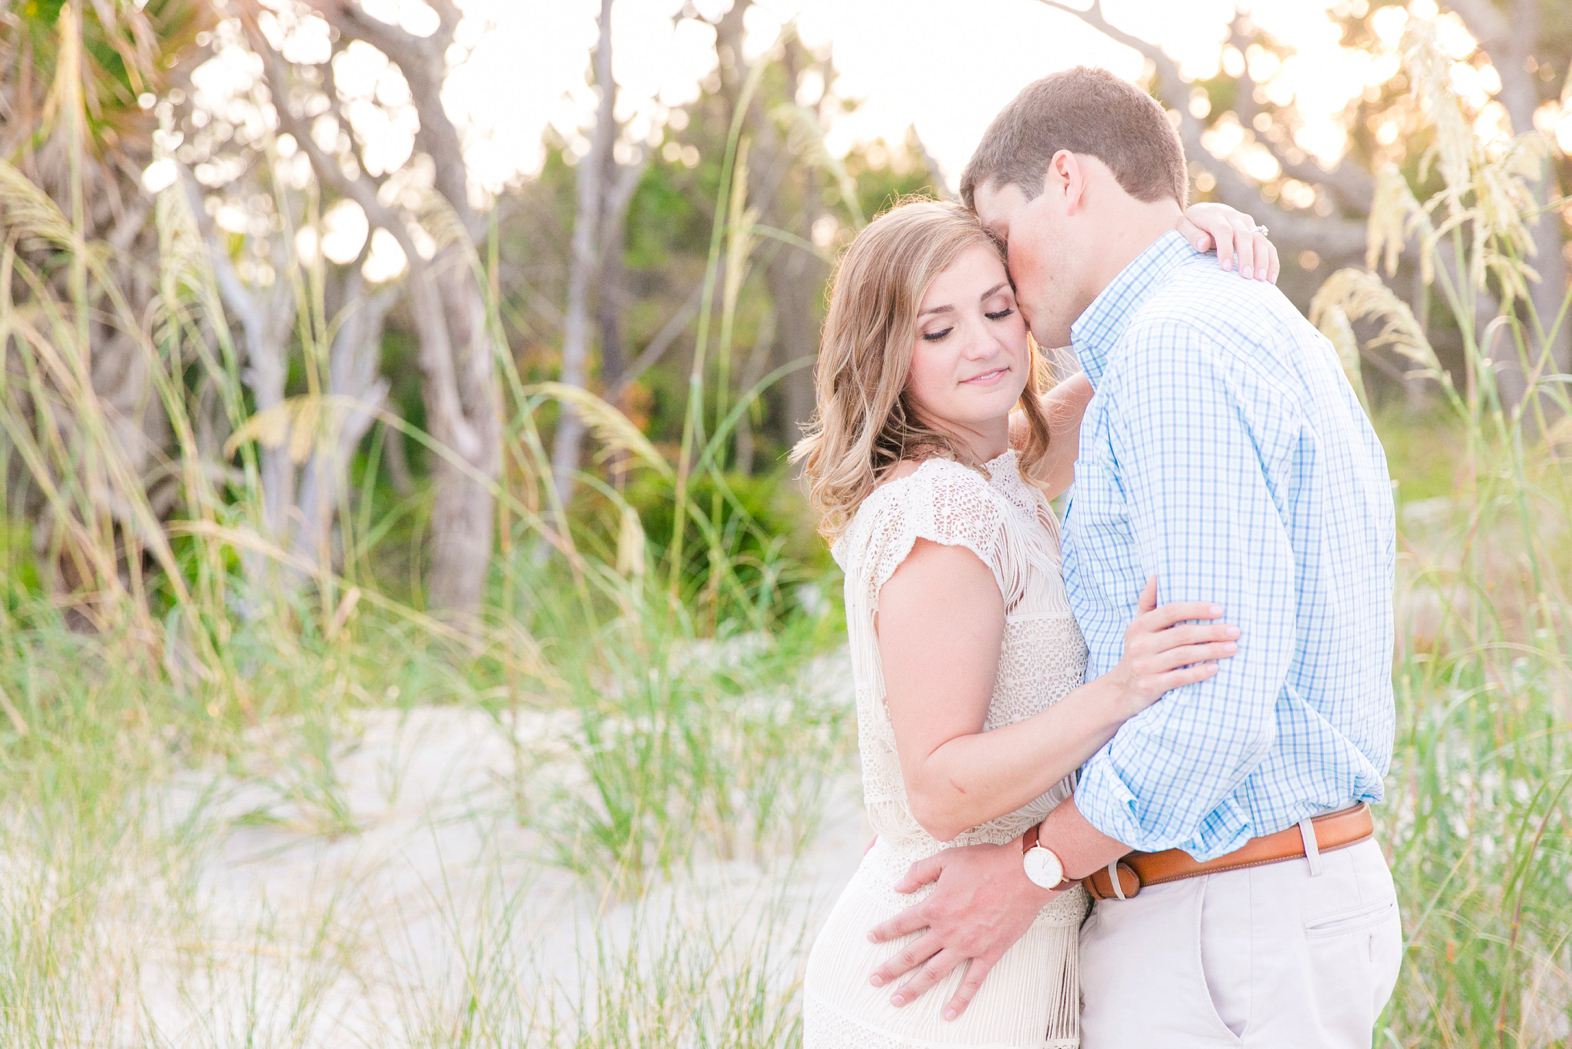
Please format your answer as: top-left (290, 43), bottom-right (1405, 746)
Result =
top-left (1042, 0), bottom-right (1570, 418)
top-left (0, 0), bottom-right (1566, 626)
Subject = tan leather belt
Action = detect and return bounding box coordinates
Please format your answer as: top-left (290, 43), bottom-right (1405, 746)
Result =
top-left (1083, 804), bottom-right (1374, 901)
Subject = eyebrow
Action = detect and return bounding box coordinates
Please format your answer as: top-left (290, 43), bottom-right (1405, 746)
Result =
top-left (918, 281), bottom-right (1012, 319)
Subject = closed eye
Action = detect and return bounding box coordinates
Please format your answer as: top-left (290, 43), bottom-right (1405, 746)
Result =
top-left (985, 308), bottom-right (1015, 321)
top-left (921, 328), bottom-right (954, 342)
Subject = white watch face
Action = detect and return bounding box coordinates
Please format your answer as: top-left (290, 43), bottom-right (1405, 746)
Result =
top-left (1023, 845), bottom-right (1065, 889)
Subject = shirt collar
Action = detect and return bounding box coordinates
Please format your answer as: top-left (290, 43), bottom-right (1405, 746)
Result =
top-left (1070, 229), bottom-right (1200, 387)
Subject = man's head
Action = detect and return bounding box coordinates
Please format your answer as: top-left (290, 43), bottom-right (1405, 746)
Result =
top-left (961, 67), bottom-right (1188, 346)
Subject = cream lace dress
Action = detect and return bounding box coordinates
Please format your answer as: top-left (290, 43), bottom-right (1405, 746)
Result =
top-left (803, 450), bottom-right (1091, 1049)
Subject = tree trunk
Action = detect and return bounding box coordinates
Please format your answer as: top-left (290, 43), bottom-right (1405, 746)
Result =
top-left (549, 0), bottom-right (616, 513)
top-left (290, 272), bottom-right (394, 573)
top-left (416, 250), bottom-right (501, 618)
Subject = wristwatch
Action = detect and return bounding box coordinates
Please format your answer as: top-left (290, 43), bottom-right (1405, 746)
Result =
top-left (1022, 822), bottom-right (1076, 891)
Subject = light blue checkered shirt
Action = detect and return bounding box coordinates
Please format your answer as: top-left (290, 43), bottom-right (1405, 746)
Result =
top-left (1063, 230), bottom-right (1396, 861)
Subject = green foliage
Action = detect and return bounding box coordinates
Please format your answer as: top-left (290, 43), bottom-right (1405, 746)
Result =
top-left (615, 467), bottom-right (822, 618)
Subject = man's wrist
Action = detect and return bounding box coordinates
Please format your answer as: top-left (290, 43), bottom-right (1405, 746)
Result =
top-left (1021, 823), bottom-right (1077, 892)
top-left (1035, 796), bottom-right (1135, 880)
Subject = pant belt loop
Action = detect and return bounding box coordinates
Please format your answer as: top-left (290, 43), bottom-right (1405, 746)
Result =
top-left (1299, 817), bottom-right (1323, 877)
top-left (1107, 861), bottom-right (1128, 900)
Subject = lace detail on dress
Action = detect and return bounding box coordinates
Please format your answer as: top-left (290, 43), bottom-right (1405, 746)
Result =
top-left (804, 991), bottom-right (1080, 1049)
top-left (830, 453), bottom-right (1089, 848)
top-left (803, 451), bottom-right (1092, 1048)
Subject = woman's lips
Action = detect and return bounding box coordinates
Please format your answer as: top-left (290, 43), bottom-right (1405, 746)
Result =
top-left (962, 367), bottom-right (1008, 385)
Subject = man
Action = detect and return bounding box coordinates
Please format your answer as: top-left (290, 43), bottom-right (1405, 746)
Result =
top-left (866, 67), bottom-right (1403, 1047)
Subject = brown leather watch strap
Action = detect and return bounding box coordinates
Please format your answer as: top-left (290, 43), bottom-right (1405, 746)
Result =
top-left (1084, 803), bottom-right (1375, 901)
top-left (1022, 821), bottom-right (1077, 892)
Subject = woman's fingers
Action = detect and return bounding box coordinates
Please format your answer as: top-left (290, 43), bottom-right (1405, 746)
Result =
top-left (1137, 575), bottom-right (1158, 615)
top-left (1149, 622), bottom-right (1240, 648)
top-left (1233, 220), bottom-right (1259, 280)
top-left (1254, 229), bottom-right (1278, 282)
top-left (1151, 640), bottom-right (1239, 670)
top-left (1154, 661), bottom-right (1222, 691)
top-left (1141, 600), bottom-right (1226, 630)
top-left (1175, 212), bottom-right (1212, 253)
top-left (1212, 224), bottom-right (1237, 271)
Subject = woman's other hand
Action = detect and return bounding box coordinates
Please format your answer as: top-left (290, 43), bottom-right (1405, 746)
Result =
top-left (1108, 577), bottom-right (1240, 718)
top-left (1176, 202), bottom-right (1280, 283)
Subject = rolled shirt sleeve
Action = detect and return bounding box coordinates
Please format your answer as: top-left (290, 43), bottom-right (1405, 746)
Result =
top-left (1073, 321), bottom-right (1301, 858)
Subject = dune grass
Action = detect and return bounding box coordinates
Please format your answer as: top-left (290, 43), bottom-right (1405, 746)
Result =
top-left (0, 21), bottom-right (1569, 1047)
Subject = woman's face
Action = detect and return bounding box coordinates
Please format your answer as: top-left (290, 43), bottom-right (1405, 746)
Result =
top-left (903, 243), bottom-right (1031, 449)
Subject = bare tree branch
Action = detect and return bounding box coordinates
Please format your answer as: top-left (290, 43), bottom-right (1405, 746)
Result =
top-left (1037, 0), bottom-right (1371, 260)
top-left (1221, 13), bottom-right (1376, 212)
top-left (303, 0), bottom-right (473, 227)
top-left (608, 279), bottom-right (706, 402)
top-left (550, 0), bottom-right (618, 510)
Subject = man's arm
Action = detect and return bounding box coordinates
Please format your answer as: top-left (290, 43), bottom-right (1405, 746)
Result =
top-left (869, 324), bottom-right (1298, 1017)
top-left (1070, 322), bottom-right (1297, 856)
top-left (863, 796), bottom-right (1127, 1020)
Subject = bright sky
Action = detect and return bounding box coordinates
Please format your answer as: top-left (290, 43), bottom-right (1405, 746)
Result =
top-left (444, 0), bottom-right (1426, 193)
top-left (160, 0), bottom-right (1570, 280)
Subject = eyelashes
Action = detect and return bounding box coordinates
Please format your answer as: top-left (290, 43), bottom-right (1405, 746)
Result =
top-left (918, 308), bottom-right (1015, 343)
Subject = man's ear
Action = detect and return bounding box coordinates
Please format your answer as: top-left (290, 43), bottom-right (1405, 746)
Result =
top-left (1052, 150), bottom-right (1089, 216)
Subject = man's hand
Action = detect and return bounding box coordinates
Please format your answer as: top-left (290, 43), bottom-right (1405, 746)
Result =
top-left (867, 841), bottom-right (1055, 1021)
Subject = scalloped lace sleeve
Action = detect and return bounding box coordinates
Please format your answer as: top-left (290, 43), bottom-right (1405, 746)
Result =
top-left (835, 461), bottom-right (1020, 615)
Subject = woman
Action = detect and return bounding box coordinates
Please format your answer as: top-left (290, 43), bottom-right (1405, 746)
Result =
top-left (792, 199), bottom-right (1270, 1048)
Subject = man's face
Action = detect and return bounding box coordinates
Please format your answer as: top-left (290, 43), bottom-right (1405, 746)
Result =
top-left (972, 178), bottom-right (1078, 349)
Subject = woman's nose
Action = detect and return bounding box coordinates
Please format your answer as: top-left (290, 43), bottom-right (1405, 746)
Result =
top-left (960, 327), bottom-right (996, 359)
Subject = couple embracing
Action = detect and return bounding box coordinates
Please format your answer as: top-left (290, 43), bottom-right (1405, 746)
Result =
top-left (792, 68), bottom-right (1403, 1048)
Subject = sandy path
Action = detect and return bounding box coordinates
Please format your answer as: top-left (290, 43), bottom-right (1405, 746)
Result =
top-left (127, 684), bottom-right (866, 1046)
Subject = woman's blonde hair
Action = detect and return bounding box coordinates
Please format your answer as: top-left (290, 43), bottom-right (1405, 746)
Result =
top-left (791, 198), bottom-right (1053, 540)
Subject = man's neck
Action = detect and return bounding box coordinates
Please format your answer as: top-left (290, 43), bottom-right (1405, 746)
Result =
top-left (1081, 199), bottom-right (1185, 307)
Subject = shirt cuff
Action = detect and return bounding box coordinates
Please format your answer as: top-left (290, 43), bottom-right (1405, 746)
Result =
top-left (1073, 754), bottom-right (1152, 851)
top-left (1074, 754), bottom-right (1256, 859)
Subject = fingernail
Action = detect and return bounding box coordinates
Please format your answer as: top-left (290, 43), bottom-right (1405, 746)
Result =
top-left (1195, 240), bottom-right (1205, 251)
top-left (868, 933), bottom-right (878, 943)
top-left (870, 974), bottom-right (883, 986)
top-left (1241, 266), bottom-right (1253, 279)
top-left (1223, 642), bottom-right (1238, 654)
top-left (891, 994), bottom-right (906, 1007)
top-left (1222, 257), bottom-right (1232, 270)
top-left (1209, 605), bottom-right (1224, 616)
top-left (944, 1009), bottom-right (958, 1021)
top-left (1225, 626), bottom-right (1241, 638)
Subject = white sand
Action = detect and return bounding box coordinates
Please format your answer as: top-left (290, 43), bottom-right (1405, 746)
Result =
top-left (121, 666), bottom-right (866, 1047)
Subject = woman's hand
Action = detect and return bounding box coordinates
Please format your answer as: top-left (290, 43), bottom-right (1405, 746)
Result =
top-left (1106, 577), bottom-right (1240, 719)
top-left (1177, 202), bottom-right (1280, 283)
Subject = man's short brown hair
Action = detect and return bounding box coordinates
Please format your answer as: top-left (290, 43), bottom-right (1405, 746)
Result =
top-left (959, 67), bottom-right (1187, 210)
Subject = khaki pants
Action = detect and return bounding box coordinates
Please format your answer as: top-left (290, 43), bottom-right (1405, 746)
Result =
top-left (1079, 837), bottom-right (1402, 1048)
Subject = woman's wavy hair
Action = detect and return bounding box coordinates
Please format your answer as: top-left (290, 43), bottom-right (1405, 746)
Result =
top-left (791, 198), bottom-right (1053, 540)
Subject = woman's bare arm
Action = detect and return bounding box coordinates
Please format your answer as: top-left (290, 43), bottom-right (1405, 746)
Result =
top-left (1009, 372), bottom-right (1093, 500)
top-left (879, 544), bottom-right (1238, 842)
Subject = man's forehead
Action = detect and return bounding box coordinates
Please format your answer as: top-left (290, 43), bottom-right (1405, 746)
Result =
top-left (972, 181), bottom-right (1029, 235)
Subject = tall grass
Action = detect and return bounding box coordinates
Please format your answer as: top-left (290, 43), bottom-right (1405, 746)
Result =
top-left (1307, 21), bottom-right (1572, 1047)
top-left (0, 13), bottom-right (1568, 1049)
top-left (0, 18), bottom-right (854, 1046)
